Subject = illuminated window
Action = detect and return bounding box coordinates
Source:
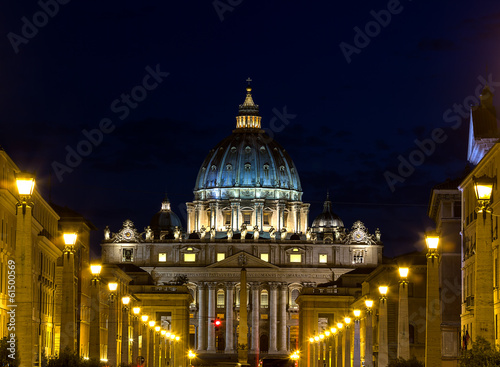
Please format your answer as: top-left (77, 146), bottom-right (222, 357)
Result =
top-left (261, 290), bottom-right (269, 308)
top-left (290, 254), bottom-right (302, 263)
top-left (158, 253), bottom-right (167, 262)
top-left (224, 213), bottom-right (231, 225)
top-left (217, 289), bottom-right (225, 307)
top-left (122, 249), bottom-right (133, 262)
top-left (319, 254), bottom-right (327, 263)
top-left (184, 253), bottom-right (196, 262)
top-left (217, 253), bottom-right (225, 262)
top-left (260, 253), bottom-right (269, 262)
top-left (261, 314), bottom-right (268, 319)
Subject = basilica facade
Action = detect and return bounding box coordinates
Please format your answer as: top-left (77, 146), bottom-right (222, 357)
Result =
top-left (101, 83), bottom-right (384, 361)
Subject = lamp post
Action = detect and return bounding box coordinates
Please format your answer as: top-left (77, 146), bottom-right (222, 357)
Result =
top-left (336, 323), bottom-right (343, 367)
top-left (89, 264), bottom-right (102, 360)
top-left (344, 317), bottom-right (352, 367)
top-left (14, 172), bottom-right (36, 366)
top-left (378, 286), bottom-right (388, 367)
top-left (472, 175), bottom-right (496, 346)
top-left (188, 349), bottom-right (197, 367)
top-left (108, 281), bottom-right (119, 366)
top-left (353, 310), bottom-right (361, 367)
top-left (364, 300), bottom-right (373, 367)
top-left (397, 267), bottom-right (410, 360)
top-left (155, 326), bottom-right (161, 367)
top-left (121, 296), bottom-right (131, 365)
top-left (132, 306), bottom-right (141, 363)
top-left (140, 314), bottom-right (149, 361)
top-left (61, 232), bottom-right (78, 353)
top-left (425, 232), bottom-right (441, 367)
top-left (329, 327), bottom-right (337, 367)
top-left (148, 320), bottom-right (156, 367)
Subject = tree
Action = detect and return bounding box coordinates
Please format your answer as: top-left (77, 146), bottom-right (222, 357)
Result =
top-left (47, 348), bottom-right (102, 367)
top-left (460, 337), bottom-right (500, 366)
top-left (388, 356), bottom-right (424, 367)
top-left (0, 336), bottom-right (19, 367)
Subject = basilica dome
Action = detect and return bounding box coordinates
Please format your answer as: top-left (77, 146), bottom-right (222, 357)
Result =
top-left (150, 195), bottom-right (182, 238)
top-left (193, 83), bottom-right (302, 202)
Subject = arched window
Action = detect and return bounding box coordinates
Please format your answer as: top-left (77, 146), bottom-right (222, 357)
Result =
top-left (261, 290), bottom-right (269, 308)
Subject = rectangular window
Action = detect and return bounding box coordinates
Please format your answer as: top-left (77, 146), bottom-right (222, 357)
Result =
top-left (261, 314), bottom-right (268, 319)
top-left (184, 253), bottom-right (196, 262)
top-left (158, 253), bottom-right (167, 262)
top-left (264, 213), bottom-right (270, 225)
top-left (225, 213), bottom-right (231, 225)
top-left (260, 253), bottom-right (269, 262)
top-left (319, 254), bottom-right (327, 263)
top-left (290, 254), bottom-right (302, 263)
top-left (243, 213), bottom-right (251, 224)
top-left (217, 253), bottom-right (225, 262)
top-left (122, 249), bottom-right (133, 262)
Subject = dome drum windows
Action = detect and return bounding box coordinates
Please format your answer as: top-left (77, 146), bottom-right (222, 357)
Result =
top-left (244, 163), bottom-right (252, 171)
top-left (226, 163), bottom-right (232, 171)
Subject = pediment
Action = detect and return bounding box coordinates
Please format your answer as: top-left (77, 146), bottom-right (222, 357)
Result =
top-left (208, 251), bottom-right (278, 269)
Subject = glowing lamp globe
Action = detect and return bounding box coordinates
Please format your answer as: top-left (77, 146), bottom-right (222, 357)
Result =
top-left (365, 299), bottom-right (374, 309)
top-left (63, 233), bottom-right (77, 245)
top-left (379, 286), bottom-right (388, 296)
top-left (353, 310), bottom-right (361, 318)
top-left (399, 267), bottom-right (409, 278)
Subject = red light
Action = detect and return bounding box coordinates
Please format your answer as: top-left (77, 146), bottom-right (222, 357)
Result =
top-left (214, 319), bottom-right (221, 327)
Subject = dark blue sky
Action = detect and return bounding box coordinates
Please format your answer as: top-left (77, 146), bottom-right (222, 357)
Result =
top-left (1, 0), bottom-right (499, 258)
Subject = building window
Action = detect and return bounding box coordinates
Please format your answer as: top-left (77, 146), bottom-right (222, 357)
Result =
top-left (353, 250), bottom-right (364, 264)
top-left (263, 213), bottom-right (270, 225)
top-left (290, 254), bottom-right (302, 263)
top-left (184, 253), bottom-right (196, 262)
top-left (261, 290), bottom-right (269, 308)
top-left (217, 253), bottom-right (225, 262)
top-left (224, 213), bottom-right (231, 225)
top-left (260, 253), bottom-right (269, 262)
top-left (217, 289), bottom-right (225, 307)
top-left (243, 213), bottom-right (251, 225)
top-left (319, 254), bottom-right (327, 263)
top-left (158, 253), bottom-right (166, 262)
top-left (122, 249), bottom-right (133, 262)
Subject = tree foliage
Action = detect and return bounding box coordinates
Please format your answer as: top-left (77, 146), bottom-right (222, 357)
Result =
top-left (388, 356), bottom-right (424, 367)
top-left (460, 337), bottom-right (500, 366)
top-left (0, 336), bottom-right (19, 367)
top-left (47, 348), bottom-right (102, 367)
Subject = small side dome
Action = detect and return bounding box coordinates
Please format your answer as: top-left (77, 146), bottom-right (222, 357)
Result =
top-left (150, 195), bottom-right (182, 239)
top-left (311, 193), bottom-right (344, 233)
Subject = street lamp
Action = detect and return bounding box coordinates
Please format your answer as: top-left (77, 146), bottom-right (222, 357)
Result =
top-left (89, 263), bottom-right (102, 360)
top-left (108, 282), bottom-right (118, 292)
top-left (344, 317), bottom-right (352, 367)
top-left (425, 231), bottom-right (441, 366)
top-left (378, 286), bottom-right (389, 367)
top-left (398, 267), bottom-right (410, 360)
top-left (14, 171), bottom-right (37, 366)
top-left (473, 175), bottom-right (495, 213)
top-left (61, 232), bottom-right (78, 353)
top-left (121, 296), bottom-right (131, 365)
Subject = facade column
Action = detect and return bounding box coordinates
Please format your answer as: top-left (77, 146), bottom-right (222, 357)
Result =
top-left (194, 202), bottom-right (202, 232)
top-left (300, 204), bottom-right (309, 234)
top-left (231, 201), bottom-right (240, 232)
top-left (225, 282), bottom-right (235, 353)
top-left (277, 203), bottom-right (285, 232)
top-left (197, 283), bottom-right (207, 351)
top-left (425, 249), bottom-right (442, 366)
top-left (207, 282), bottom-right (217, 352)
top-left (378, 295), bottom-right (388, 367)
top-left (254, 201), bottom-right (264, 231)
top-left (250, 282), bottom-right (260, 353)
top-left (474, 211), bottom-right (495, 345)
top-left (269, 282), bottom-right (279, 353)
top-left (187, 203), bottom-right (194, 233)
top-left (209, 202), bottom-right (217, 229)
top-left (365, 311), bottom-right (373, 367)
top-left (397, 279), bottom-right (410, 359)
top-left (330, 333), bottom-right (336, 367)
top-left (279, 283), bottom-right (288, 352)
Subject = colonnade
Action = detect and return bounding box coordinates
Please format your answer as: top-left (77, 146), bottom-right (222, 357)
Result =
top-left (196, 281), bottom-right (290, 354)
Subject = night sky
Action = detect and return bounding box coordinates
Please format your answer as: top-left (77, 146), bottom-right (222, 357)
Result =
top-left (1, 0), bottom-right (499, 259)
